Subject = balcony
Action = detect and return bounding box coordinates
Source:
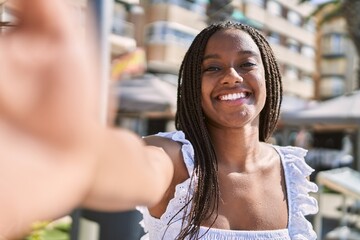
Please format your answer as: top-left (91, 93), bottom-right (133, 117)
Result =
top-left (283, 78), bottom-right (314, 99)
top-left (146, 3), bottom-right (207, 31)
top-left (144, 21), bottom-right (199, 73)
top-left (111, 20), bottom-right (136, 55)
top-left (321, 58), bottom-right (347, 76)
top-left (146, 42), bottom-right (187, 74)
top-left (244, 2), bottom-right (315, 47)
top-left (271, 43), bottom-right (315, 73)
top-left (319, 77), bottom-right (346, 99)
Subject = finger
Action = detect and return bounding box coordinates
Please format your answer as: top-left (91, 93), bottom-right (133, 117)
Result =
top-left (15, 0), bottom-right (76, 38)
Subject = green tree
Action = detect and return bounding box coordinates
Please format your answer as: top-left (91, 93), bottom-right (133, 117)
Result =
top-left (299, 0), bottom-right (360, 89)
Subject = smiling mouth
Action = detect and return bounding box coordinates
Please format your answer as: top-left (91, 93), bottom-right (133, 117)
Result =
top-left (218, 92), bottom-right (250, 101)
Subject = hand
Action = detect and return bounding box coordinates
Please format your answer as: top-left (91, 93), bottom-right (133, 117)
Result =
top-left (0, 0), bottom-right (101, 148)
top-left (0, 0), bottom-right (102, 237)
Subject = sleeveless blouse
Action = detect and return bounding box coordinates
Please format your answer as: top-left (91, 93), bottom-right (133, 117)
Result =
top-left (138, 131), bottom-right (318, 240)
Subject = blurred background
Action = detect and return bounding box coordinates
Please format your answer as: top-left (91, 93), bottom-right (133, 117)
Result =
top-left (1, 0), bottom-right (360, 239)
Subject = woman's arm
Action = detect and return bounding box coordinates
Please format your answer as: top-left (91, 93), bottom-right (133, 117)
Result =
top-left (142, 135), bottom-right (189, 218)
top-left (0, 0), bottom-right (173, 238)
top-left (82, 128), bottom-right (174, 211)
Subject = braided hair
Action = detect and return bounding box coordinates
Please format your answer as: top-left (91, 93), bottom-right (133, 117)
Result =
top-left (174, 21), bottom-right (282, 239)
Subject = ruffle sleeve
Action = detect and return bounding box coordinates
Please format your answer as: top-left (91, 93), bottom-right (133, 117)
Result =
top-left (275, 146), bottom-right (318, 240)
top-left (138, 131), bottom-right (196, 239)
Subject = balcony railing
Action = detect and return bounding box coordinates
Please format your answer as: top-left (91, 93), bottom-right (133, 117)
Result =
top-left (148, 0), bottom-right (207, 15)
top-left (112, 19), bottom-right (134, 38)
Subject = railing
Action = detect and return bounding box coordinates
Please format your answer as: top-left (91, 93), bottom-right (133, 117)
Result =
top-left (112, 19), bottom-right (134, 38)
top-left (148, 0), bottom-right (207, 15)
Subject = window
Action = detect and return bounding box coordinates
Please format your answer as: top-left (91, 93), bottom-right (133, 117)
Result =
top-left (320, 77), bottom-right (345, 97)
top-left (301, 45), bottom-right (315, 58)
top-left (322, 33), bottom-right (346, 55)
top-left (304, 19), bottom-right (316, 33)
top-left (301, 74), bottom-right (313, 84)
top-left (287, 10), bottom-right (302, 27)
top-left (267, 0), bottom-right (282, 17)
top-left (287, 38), bottom-right (300, 53)
top-left (148, 0), bottom-right (207, 15)
top-left (284, 65), bottom-right (299, 81)
top-left (267, 32), bottom-right (281, 45)
top-left (145, 22), bottom-right (197, 47)
top-left (112, 3), bottom-right (134, 37)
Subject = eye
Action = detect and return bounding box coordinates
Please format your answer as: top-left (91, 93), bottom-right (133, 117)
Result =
top-left (240, 62), bottom-right (257, 68)
top-left (203, 66), bottom-right (221, 72)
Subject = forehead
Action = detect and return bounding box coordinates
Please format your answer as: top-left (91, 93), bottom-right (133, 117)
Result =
top-left (205, 29), bottom-right (261, 55)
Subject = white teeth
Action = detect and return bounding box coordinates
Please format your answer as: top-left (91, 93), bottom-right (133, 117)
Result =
top-left (220, 92), bottom-right (247, 101)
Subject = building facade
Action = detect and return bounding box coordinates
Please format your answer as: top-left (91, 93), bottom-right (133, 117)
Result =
top-left (318, 17), bottom-right (358, 100)
top-left (139, 0), bottom-right (208, 74)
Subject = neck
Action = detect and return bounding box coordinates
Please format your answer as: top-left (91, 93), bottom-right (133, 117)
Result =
top-left (207, 125), bottom-right (265, 172)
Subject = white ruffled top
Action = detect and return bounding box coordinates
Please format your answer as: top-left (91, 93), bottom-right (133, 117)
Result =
top-left (138, 131), bottom-right (318, 240)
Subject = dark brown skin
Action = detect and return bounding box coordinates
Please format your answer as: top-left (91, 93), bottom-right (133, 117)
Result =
top-left (203, 143), bottom-right (288, 230)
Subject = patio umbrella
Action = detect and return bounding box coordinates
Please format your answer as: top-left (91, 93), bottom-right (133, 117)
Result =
top-left (113, 74), bottom-right (177, 118)
top-left (281, 91), bottom-right (360, 126)
top-left (281, 91), bottom-right (360, 171)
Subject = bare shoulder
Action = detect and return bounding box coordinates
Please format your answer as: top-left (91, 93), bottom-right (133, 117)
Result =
top-left (143, 134), bottom-right (190, 217)
top-left (143, 134), bottom-right (179, 148)
top-left (143, 135), bottom-right (183, 163)
top-left (143, 134), bottom-right (189, 183)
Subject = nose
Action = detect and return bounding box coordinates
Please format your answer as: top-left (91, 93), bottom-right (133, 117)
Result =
top-left (220, 67), bottom-right (243, 85)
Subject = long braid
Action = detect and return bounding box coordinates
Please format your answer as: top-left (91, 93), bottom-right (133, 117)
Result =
top-left (175, 24), bottom-right (220, 239)
top-left (173, 21), bottom-right (282, 240)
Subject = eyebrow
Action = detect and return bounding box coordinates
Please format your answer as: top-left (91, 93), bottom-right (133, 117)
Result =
top-left (202, 50), bottom-right (260, 61)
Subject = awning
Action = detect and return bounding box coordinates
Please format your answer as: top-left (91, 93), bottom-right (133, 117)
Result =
top-left (113, 74), bottom-right (177, 119)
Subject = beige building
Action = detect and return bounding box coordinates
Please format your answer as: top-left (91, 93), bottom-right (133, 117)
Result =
top-left (318, 18), bottom-right (358, 100)
top-left (138, 0), bottom-right (208, 74)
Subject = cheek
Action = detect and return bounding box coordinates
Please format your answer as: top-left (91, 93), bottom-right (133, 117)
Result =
top-left (260, 80), bottom-right (266, 93)
top-left (201, 78), bottom-right (212, 101)
top-left (200, 84), bottom-right (213, 115)
top-left (253, 72), bottom-right (267, 106)
top-left (254, 70), bottom-right (266, 90)
top-left (259, 82), bottom-right (267, 108)
top-left (201, 91), bottom-right (210, 112)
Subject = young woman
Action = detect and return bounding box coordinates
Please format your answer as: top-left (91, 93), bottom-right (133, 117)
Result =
top-left (139, 21), bottom-right (318, 239)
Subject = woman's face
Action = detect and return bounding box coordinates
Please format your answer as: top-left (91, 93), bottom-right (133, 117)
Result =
top-left (201, 29), bottom-right (266, 129)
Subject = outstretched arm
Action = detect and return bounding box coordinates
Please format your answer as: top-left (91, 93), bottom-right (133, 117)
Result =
top-left (0, 0), bottom-right (173, 238)
top-left (82, 128), bottom-right (174, 211)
